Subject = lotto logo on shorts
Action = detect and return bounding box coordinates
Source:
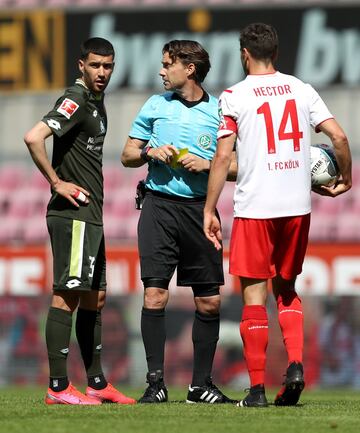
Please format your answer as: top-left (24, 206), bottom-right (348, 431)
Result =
top-left (57, 98), bottom-right (79, 119)
top-left (66, 278), bottom-right (82, 289)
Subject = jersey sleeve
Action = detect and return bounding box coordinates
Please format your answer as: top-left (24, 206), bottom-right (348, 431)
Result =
top-left (129, 95), bottom-right (159, 141)
top-left (42, 91), bottom-right (86, 137)
top-left (306, 84), bottom-right (334, 132)
top-left (217, 90), bottom-right (238, 139)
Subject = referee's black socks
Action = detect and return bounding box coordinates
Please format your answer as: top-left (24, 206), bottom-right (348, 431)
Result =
top-left (141, 307), bottom-right (166, 373)
top-left (192, 310), bottom-right (220, 387)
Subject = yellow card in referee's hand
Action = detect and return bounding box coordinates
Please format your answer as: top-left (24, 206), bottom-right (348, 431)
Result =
top-left (170, 147), bottom-right (189, 168)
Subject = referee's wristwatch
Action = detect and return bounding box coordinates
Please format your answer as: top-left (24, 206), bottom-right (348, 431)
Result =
top-left (140, 145), bottom-right (154, 162)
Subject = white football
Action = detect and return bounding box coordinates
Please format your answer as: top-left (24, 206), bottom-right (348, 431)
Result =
top-left (310, 143), bottom-right (339, 186)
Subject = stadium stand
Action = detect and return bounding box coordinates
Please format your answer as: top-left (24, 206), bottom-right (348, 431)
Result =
top-left (0, 161), bottom-right (359, 244)
top-left (0, 0), bottom-right (358, 245)
top-left (0, 0), bottom-right (356, 8)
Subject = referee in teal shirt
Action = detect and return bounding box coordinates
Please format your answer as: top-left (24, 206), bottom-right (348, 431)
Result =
top-left (121, 40), bottom-right (236, 404)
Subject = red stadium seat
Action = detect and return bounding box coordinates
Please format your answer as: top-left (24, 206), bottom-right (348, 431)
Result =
top-left (0, 163), bottom-right (28, 190)
top-left (23, 216), bottom-right (48, 244)
top-left (44, 0), bottom-right (73, 6)
top-left (108, 188), bottom-right (136, 218)
top-left (308, 212), bottom-right (336, 241)
top-left (6, 187), bottom-right (48, 218)
top-left (334, 211), bottom-right (360, 241)
top-left (103, 163), bottom-right (125, 191)
top-left (104, 214), bottom-right (128, 240)
top-left (0, 216), bottom-right (23, 244)
top-left (28, 170), bottom-right (49, 191)
top-left (99, 0), bottom-right (136, 4)
top-left (123, 214), bottom-right (140, 239)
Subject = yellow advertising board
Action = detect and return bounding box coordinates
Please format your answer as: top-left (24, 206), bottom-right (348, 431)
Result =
top-left (0, 10), bottom-right (65, 91)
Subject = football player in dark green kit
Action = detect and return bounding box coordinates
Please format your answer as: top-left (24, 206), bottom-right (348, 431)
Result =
top-left (24, 37), bottom-right (136, 405)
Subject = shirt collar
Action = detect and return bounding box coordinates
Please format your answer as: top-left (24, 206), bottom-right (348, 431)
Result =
top-left (171, 90), bottom-right (209, 107)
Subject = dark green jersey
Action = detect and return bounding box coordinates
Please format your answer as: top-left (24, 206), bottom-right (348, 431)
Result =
top-left (42, 79), bottom-right (107, 225)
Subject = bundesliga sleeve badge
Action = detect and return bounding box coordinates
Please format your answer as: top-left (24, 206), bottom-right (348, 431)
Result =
top-left (57, 98), bottom-right (79, 119)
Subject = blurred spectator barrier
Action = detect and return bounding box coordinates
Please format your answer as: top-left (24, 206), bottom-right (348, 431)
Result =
top-left (0, 243), bottom-right (360, 296)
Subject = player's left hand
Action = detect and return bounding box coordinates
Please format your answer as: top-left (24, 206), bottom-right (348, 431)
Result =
top-left (312, 179), bottom-right (351, 197)
top-left (203, 212), bottom-right (222, 250)
top-left (179, 154), bottom-right (210, 173)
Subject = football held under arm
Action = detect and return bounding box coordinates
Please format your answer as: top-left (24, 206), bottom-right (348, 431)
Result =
top-left (317, 118), bottom-right (352, 196)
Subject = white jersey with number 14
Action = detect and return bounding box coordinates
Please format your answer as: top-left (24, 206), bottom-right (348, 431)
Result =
top-left (218, 71), bottom-right (333, 218)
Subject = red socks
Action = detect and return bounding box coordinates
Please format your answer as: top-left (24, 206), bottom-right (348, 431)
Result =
top-left (240, 293), bottom-right (303, 387)
top-left (277, 291), bottom-right (303, 364)
top-left (240, 305), bottom-right (268, 387)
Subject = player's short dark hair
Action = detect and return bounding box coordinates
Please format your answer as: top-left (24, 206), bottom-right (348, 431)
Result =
top-left (240, 23), bottom-right (278, 63)
top-left (162, 40), bottom-right (211, 83)
top-left (80, 37), bottom-right (115, 60)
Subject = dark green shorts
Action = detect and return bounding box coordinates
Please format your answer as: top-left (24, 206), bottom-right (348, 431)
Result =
top-left (47, 216), bottom-right (106, 292)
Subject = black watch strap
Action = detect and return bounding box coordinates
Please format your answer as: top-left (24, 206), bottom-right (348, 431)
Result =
top-left (140, 146), bottom-right (152, 162)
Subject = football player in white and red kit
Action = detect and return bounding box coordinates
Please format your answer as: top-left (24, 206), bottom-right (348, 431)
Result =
top-left (204, 23), bottom-right (352, 407)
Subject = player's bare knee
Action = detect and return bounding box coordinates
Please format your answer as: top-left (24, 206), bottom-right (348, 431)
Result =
top-left (195, 295), bottom-right (221, 315)
top-left (96, 291), bottom-right (106, 310)
top-left (144, 287), bottom-right (168, 309)
top-left (79, 290), bottom-right (105, 311)
top-left (52, 291), bottom-right (79, 312)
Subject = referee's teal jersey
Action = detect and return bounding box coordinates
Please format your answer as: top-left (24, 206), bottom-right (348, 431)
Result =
top-left (129, 91), bottom-right (219, 198)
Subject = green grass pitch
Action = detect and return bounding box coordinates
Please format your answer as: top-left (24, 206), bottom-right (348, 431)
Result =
top-left (0, 387), bottom-right (359, 433)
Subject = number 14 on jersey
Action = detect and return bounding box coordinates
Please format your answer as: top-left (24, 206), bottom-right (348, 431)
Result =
top-left (257, 99), bottom-right (303, 154)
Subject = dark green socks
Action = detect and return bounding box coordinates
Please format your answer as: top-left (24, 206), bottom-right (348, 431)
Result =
top-left (45, 307), bottom-right (72, 391)
top-left (75, 308), bottom-right (106, 389)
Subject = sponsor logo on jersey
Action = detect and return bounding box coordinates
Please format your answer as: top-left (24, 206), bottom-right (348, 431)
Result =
top-left (87, 144), bottom-right (102, 151)
top-left (47, 119), bottom-right (61, 130)
top-left (100, 119), bottom-right (106, 134)
top-left (57, 98), bottom-right (79, 119)
top-left (197, 133), bottom-right (212, 150)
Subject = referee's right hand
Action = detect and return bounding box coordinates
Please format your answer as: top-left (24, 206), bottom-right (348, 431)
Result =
top-left (149, 144), bottom-right (179, 164)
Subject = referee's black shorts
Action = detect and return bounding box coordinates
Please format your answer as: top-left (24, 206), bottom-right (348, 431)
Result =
top-left (138, 191), bottom-right (224, 288)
